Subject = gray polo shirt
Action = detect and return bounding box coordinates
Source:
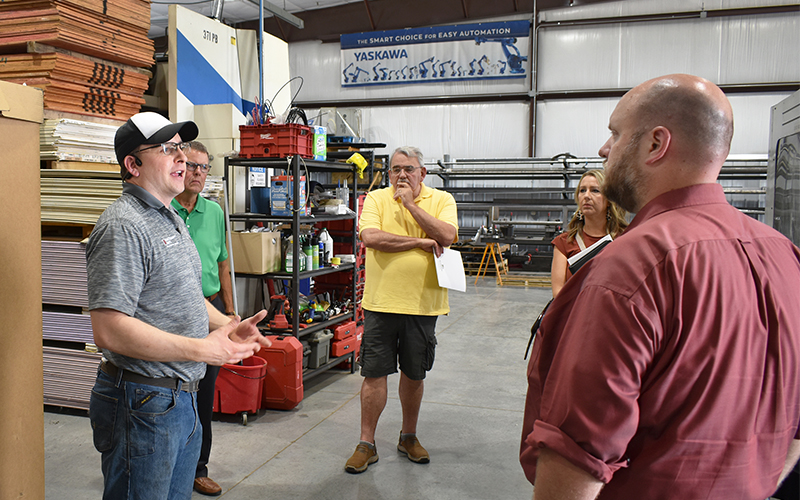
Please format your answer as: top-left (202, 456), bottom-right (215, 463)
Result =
top-left (86, 183), bottom-right (208, 382)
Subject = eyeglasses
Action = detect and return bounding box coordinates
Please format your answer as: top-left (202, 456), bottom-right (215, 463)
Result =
top-left (137, 142), bottom-right (191, 156)
top-left (389, 165), bottom-right (419, 175)
top-left (186, 161), bottom-right (211, 173)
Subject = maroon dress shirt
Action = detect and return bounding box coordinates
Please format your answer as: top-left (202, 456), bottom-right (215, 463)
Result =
top-left (521, 183), bottom-right (800, 499)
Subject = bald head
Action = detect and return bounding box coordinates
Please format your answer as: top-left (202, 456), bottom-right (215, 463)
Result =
top-left (600, 74), bottom-right (735, 212)
top-left (629, 74), bottom-right (734, 165)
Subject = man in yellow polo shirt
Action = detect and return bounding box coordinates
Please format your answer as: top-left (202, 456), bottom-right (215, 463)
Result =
top-left (345, 146), bottom-right (458, 474)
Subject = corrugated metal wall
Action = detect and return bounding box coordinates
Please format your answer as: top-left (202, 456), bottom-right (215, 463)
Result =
top-left (289, 0), bottom-right (798, 162)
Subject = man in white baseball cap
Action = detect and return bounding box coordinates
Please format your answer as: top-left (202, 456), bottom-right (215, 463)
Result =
top-left (86, 112), bottom-right (271, 499)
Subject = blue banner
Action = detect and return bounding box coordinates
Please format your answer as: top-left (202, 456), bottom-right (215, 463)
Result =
top-left (340, 20), bottom-right (530, 87)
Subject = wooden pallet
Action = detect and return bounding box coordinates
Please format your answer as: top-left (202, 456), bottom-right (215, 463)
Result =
top-left (463, 261), bottom-right (483, 276)
top-left (496, 272), bottom-right (551, 288)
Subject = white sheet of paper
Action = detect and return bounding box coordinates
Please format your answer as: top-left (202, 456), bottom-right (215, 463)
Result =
top-left (567, 234), bottom-right (613, 267)
top-left (434, 248), bottom-right (467, 292)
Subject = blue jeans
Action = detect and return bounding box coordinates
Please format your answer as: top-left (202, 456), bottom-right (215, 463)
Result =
top-left (90, 368), bottom-right (201, 500)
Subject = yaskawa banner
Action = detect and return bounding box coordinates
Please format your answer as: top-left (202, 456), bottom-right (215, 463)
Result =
top-left (340, 20), bottom-right (530, 87)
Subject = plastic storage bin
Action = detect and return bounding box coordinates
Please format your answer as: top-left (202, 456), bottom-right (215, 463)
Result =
top-left (333, 320), bottom-right (356, 341)
top-left (309, 329), bottom-right (333, 368)
top-left (300, 340), bottom-right (311, 369)
top-left (331, 333), bottom-right (359, 358)
top-left (239, 123), bottom-right (313, 159)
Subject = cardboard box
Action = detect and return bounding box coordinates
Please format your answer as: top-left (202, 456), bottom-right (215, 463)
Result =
top-left (270, 175), bottom-right (307, 216)
top-left (312, 125), bottom-right (326, 161)
top-left (0, 80), bottom-right (44, 497)
top-left (229, 231), bottom-right (282, 274)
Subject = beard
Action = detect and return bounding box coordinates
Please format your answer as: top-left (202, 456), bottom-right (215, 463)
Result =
top-left (602, 134), bottom-right (645, 213)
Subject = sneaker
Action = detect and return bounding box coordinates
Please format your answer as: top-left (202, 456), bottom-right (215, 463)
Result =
top-left (345, 443), bottom-right (378, 473)
top-left (397, 433), bottom-right (430, 464)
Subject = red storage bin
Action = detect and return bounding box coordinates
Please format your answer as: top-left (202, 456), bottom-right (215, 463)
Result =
top-left (316, 272), bottom-right (355, 286)
top-left (214, 355), bottom-right (267, 415)
top-left (333, 242), bottom-right (356, 256)
top-left (239, 123), bottom-right (313, 159)
top-left (320, 219), bottom-right (354, 232)
top-left (354, 323), bottom-right (364, 363)
top-left (333, 320), bottom-right (356, 340)
top-left (331, 333), bottom-right (360, 357)
top-left (257, 335), bottom-right (304, 410)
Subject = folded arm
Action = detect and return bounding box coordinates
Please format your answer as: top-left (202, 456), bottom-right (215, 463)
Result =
top-left (402, 201), bottom-right (458, 248)
top-left (360, 227), bottom-right (444, 256)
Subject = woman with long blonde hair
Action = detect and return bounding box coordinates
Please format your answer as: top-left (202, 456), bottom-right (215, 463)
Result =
top-left (550, 169), bottom-right (628, 297)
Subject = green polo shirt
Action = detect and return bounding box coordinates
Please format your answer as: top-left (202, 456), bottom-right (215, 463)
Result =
top-left (171, 195), bottom-right (228, 298)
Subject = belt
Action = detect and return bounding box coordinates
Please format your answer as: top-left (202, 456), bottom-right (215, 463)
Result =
top-left (100, 361), bottom-right (200, 392)
top-left (206, 292), bottom-right (219, 302)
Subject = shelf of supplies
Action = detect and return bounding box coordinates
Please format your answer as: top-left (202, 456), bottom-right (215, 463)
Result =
top-left (226, 157), bottom-right (356, 172)
top-left (326, 142), bottom-right (386, 150)
top-left (229, 212), bottom-right (356, 224)
top-left (260, 311), bottom-right (356, 338)
top-left (225, 154), bottom-right (361, 390)
top-left (237, 263), bottom-right (355, 280)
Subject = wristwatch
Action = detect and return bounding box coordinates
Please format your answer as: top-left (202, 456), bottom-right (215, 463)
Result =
top-left (225, 312), bottom-right (236, 316)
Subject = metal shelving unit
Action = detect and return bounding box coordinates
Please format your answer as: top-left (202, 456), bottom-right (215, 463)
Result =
top-left (224, 155), bottom-right (359, 378)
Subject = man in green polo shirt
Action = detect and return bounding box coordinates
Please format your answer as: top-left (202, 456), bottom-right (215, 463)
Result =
top-left (171, 140), bottom-right (233, 496)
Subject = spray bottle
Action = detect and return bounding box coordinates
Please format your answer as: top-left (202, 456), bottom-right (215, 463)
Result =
top-left (303, 235), bottom-right (313, 272)
top-left (285, 236), bottom-right (294, 272)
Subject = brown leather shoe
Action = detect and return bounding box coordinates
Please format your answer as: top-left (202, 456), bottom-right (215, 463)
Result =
top-left (345, 443), bottom-right (378, 473)
top-left (193, 476), bottom-right (222, 496)
top-left (397, 433), bottom-right (430, 463)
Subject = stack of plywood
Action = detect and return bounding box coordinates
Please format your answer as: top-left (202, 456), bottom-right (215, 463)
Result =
top-left (40, 169), bottom-right (122, 225)
top-left (41, 239), bottom-right (90, 307)
top-left (0, 0), bottom-right (154, 68)
top-left (0, 0), bottom-right (153, 121)
top-left (43, 345), bottom-right (102, 410)
top-left (0, 51), bottom-right (149, 120)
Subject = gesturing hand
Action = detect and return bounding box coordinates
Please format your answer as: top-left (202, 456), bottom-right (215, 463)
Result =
top-left (205, 309), bottom-right (271, 366)
top-left (230, 309), bottom-right (268, 343)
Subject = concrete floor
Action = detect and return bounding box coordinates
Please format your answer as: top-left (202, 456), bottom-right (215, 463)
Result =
top-left (44, 279), bottom-right (551, 499)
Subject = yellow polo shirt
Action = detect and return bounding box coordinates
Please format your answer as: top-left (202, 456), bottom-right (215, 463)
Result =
top-left (359, 183), bottom-right (458, 316)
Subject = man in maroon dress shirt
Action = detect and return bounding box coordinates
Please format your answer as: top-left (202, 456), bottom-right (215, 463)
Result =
top-left (521, 74), bottom-right (800, 500)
